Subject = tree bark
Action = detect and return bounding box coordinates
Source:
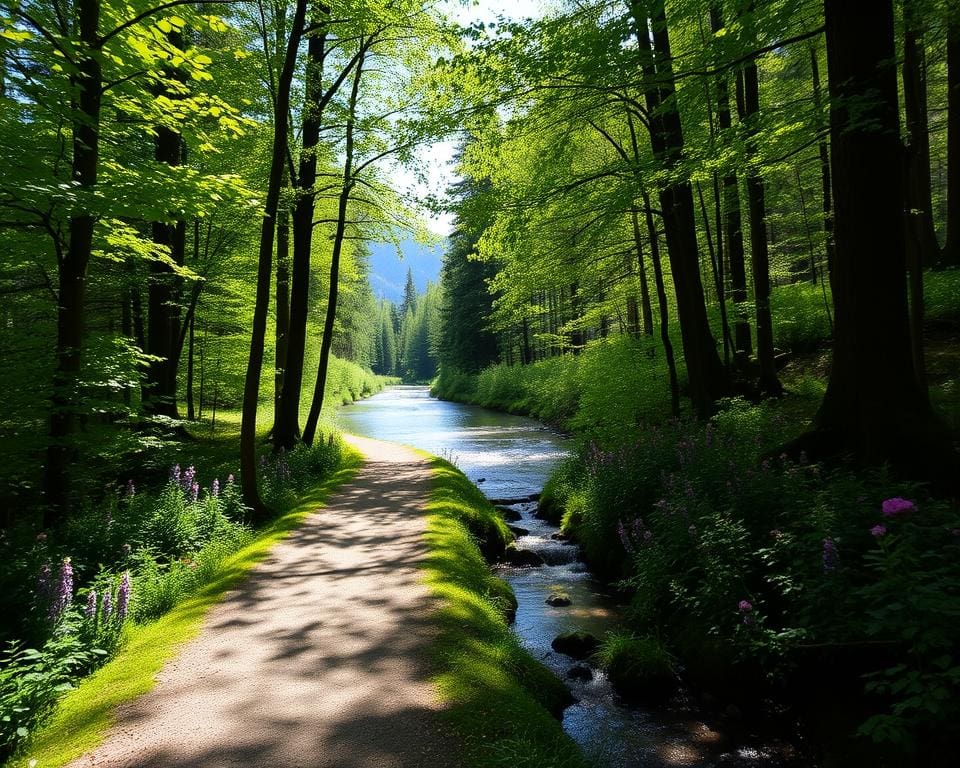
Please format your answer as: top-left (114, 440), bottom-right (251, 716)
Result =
top-left (630, 209), bottom-right (654, 335)
top-left (273, 201), bottom-right (290, 435)
top-left (44, 0), bottom-right (102, 526)
top-left (240, 0), bottom-right (307, 518)
top-left (808, 0), bottom-right (956, 488)
top-left (809, 44), bottom-right (835, 279)
top-left (644, 191), bottom-right (680, 418)
top-left (301, 44), bottom-right (365, 446)
top-left (632, 0), bottom-right (727, 416)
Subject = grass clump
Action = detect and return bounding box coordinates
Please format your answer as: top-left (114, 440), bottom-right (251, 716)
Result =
top-left (596, 633), bottom-right (677, 705)
top-left (422, 456), bottom-right (585, 768)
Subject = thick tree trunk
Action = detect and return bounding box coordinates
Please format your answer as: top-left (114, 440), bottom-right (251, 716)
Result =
top-left (943, 18), bottom-right (960, 266)
top-left (809, 0), bottom-right (956, 488)
top-left (634, 1), bottom-right (727, 416)
top-left (44, 0), bottom-right (102, 526)
top-left (739, 58), bottom-right (782, 396)
top-left (302, 48), bottom-right (365, 446)
top-left (809, 45), bottom-right (835, 278)
top-left (186, 309), bottom-right (195, 420)
top-left (902, 6), bottom-right (942, 267)
top-left (240, 0), bottom-right (307, 518)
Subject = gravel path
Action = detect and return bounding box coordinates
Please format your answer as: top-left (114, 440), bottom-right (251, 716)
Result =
top-left (69, 435), bottom-right (461, 768)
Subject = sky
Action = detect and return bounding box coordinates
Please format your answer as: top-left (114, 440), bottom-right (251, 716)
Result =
top-left (387, 0), bottom-right (547, 237)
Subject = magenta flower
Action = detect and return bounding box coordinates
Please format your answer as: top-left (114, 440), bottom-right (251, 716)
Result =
top-left (49, 558), bottom-right (73, 623)
top-left (870, 524), bottom-right (887, 537)
top-left (85, 590), bottom-right (97, 619)
top-left (211, 478), bottom-right (220, 497)
top-left (102, 590), bottom-right (112, 621)
top-left (117, 572), bottom-right (131, 622)
top-left (738, 600), bottom-right (753, 613)
top-left (881, 497), bottom-right (915, 518)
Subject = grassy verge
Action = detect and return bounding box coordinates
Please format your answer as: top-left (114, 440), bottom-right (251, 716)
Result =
top-left (8, 446), bottom-right (362, 768)
top-left (421, 455), bottom-right (588, 768)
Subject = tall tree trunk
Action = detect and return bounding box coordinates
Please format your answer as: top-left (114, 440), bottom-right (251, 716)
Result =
top-left (273, 200), bottom-right (290, 435)
top-left (644, 191), bottom-right (681, 418)
top-left (808, 0), bottom-right (956, 487)
top-left (186, 309), bottom-right (196, 420)
top-left (629, 210), bottom-right (654, 336)
top-left (44, 0), bottom-right (102, 526)
top-left (902, 3), bottom-right (942, 267)
top-left (274, 22), bottom-right (327, 450)
top-left (739, 55), bottom-right (782, 396)
top-left (710, 4), bottom-right (752, 369)
top-left (301, 45), bottom-right (365, 446)
top-left (240, 0), bottom-right (307, 518)
top-left (632, 0), bottom-right (727, 416)
top-left (144, 29), bottom-right (187, 419)
top-left (943, 16), bottom-right (960, 266)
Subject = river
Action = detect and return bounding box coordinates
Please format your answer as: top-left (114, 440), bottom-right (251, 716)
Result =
top-left (338, 386), bottom-right (798, 768)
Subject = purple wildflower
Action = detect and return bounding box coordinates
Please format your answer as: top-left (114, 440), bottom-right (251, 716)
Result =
top-left (49, 557), bottom-right (73, 623)
top-left (211, 478), bottom-right (220, 497)
top-left (182, 465), bottom-right (196, 493)
top-left (881, 497), bottom-right (915, 518)
top-left (227, 474), bottom-right (235, 485)
top-left (190, 482), bottom-right (199, 503)
top-left (738, 600), bottom-right (753, 613)
top-left (85, 590), bottom-right (97, 619)
top-left (870, 524), bottom-right (887, 538)
top-left (822, 538), bottom-right (839, 573)
top-left (170, 464), bottom-right (181, 483)
top-left (126, 479), bottom-right (136, 497)
top-left (102, 590), bottom-right (112, 622)
top-left (117, 572), bottom-right (131, 622)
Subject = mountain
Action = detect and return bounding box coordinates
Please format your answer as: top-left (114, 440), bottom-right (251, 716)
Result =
top-left (367, 239), bottom-right (444, 303)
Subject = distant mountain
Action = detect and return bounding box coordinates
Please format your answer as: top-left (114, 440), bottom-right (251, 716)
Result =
top-left (367, 238), bottom-right (445, 302)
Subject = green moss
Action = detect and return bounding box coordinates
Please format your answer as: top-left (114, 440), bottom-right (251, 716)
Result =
top-left (421, 456), bottom-right (584, 768)
top-left (596, 632), bottom-right (677, 705)
top-left (8, 447), bottom-right (363, 768)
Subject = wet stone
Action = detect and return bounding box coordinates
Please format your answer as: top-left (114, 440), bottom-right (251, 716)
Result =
top-left (551, 631), bottom-right (600, 660)
top-left (508, 525), bottom-right (530, 537)
top-left (567, 664), bottom-right (593, 682)
top-left (502, 543), bottom-right (545, 567)
top-left (546, 592), bottom-right (572, 607)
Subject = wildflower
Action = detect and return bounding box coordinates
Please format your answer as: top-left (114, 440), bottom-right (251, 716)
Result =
top-left (170, 464), bottom-right (181, 483)
top-left (881, 497), bottom-right (915, 518)
top-left (182, 466), bottom-right (196, 493)
top-left (102, 590), bottom-right (112, 621)
top-left (738, 600), bottom-right (753, 613)
top-left (117, 572), bottom-right (131, 622)
top-left (211, 478), bottom-right (220, 497)
top-left (227, 474), bottom-right (235, 484)
top-left (190, 482), bottom-right (199, 503)
top-left (870, 524), bottom-right (887, 538)
top-left (50, 557), bottom-right (73, 623)
top-left (85, 590), bottom-right (97, 619)
top-left (126, 479), bottom-right (136, 497)
top-left (822, 538), bottom-right (839, 573)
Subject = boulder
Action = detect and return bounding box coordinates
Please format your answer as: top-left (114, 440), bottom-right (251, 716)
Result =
top-left (567, 664), bottom-right (593, 682)
top-left (546, 592), bottom-right (572, 607)
top-left (502, 543), bottom-right (544, 567)
top-left (495, 505), bottom-right (524, 522)
top-left (507, 524), bottom-right (530, 537)
top-left (551, 631), bottom-right (600, 660)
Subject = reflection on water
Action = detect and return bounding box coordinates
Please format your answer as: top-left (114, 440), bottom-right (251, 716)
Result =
top-left (338, 386), bottom-right (796, 768)
top-left (337, 385), bottom-right (568, 499)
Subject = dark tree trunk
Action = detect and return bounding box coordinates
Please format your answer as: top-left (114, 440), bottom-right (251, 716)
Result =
top-left (807, 0), bottom-right (956, 488)
top-left (273, 202), bottom-right (290, 436)
top-left (186, 309), bottom-right (196, 420)
top-left (739, 57), bottom-right (782, 396)
top-left (302, 46), bottom-right (365, 446)
top-left (710, 4), bottom-right (752, 368)
top-left (943, 18), bottom-right (960, 266)
top-left (631, 211), bottom-right (655, 336)
top-left (240, 0), bottom-right (307, 518)
top-left (633, 1), bottom-right (727, 416)
top-left (521, 316), bottom-right (533, 362)
top-left (644, 192), bottom-right (681, 418)
top-left (902, 5), bottom-right (942, 267)
top-left (274, 25), bottom-right (327, 450)
top-left (44, 0), bottom-right (102, 526)
top-left (568, 282), bottom-right (583, 352)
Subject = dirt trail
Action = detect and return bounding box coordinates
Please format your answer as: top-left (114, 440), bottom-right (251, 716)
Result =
top-left (69, 435), bottom-right (460, 768)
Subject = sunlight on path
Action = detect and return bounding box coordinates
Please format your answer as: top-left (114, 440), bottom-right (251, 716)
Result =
top-left (68, 436), bottom-right (460, 768)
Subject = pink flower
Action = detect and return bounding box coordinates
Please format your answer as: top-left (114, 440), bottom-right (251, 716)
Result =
top-left (870, 524), bottom-right (887, 537)
top-left (881, 497), bottom-right (915, 518)
top-left (738, 600), bottom-right (753, 613)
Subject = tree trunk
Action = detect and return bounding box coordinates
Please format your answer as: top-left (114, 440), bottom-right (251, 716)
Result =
top-left (644, 191), bottom-right (680, 418)
top-left (808, 0), bottom-right (956, 488)
top-left (631, 209), bottom-right (654, 335)
top-left (240, 0), bottom-right (307, 518)
top-left (186, 309), bottom-right (196, 420)
top-left (710, 4), bottom-right (752, 369)
top-left (809, 44), bottom-right (835, 278)
top-left (273, 201), bottom-right (290, 435)
top-left (302, 45), bottom-right (365, 446)
top-left (739, 57), bottom-right (782, 396)
top-left (633, 1), bottom-right (727, 416)
top-left (902, 4), bottom-right (942, 267)
top-left (942, 17), bottom-right (960, 266)
top-left (44, 0), bottom-right (102, 526)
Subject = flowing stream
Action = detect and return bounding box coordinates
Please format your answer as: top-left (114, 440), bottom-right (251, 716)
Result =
top-left (338, 386), bottom-right (796, 767)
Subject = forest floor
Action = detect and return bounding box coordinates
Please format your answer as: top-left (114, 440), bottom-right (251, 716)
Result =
top-left (65, 435), bottom-right (461, 768)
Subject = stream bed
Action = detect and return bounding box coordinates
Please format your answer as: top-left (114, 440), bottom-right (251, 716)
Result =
top-left (338, 386), bottom-right (800, 767)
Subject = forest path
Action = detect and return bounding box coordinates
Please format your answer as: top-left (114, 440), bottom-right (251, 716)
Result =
top-left (69, 435), bottom-right (460, 768)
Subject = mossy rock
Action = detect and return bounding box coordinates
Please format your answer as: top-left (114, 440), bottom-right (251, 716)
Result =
top-left (546, 591), bottom-right (572, 607)
top-left (597, 633), bottom-right (678, 705)
top-left (486, 575), bottom-right (519, 623)
top-left (502, 543), bottom-right (545, 567)
top-left (551, 631), bottom-right (600, 659)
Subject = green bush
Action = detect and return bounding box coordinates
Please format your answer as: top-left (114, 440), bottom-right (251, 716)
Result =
top-left (596, 632), bottom-right (677, 704)
top-left (770, 281), bottom-right (834, 351)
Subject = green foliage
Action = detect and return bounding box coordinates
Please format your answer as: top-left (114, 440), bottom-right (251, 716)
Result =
top-left (769, 282), bottom-right (834, 351)
top-left (595, 632), bottom-right (676, 703)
